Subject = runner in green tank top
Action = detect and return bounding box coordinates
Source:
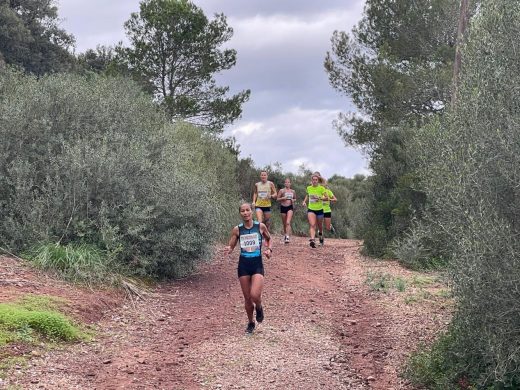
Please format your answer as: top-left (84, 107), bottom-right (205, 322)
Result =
top-left (322, 182), bottom-right (337, 234)
top-left (302, 173), bottom-right (328, 248)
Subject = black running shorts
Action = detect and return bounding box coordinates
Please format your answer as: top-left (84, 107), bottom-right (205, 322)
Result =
top-left (280, 204), bottom-right (293, 214)
top-left (238, 256), bottom-right (264, 277)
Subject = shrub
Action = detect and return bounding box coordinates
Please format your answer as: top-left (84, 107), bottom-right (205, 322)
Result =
top-left (0, 69), bottom-right (238, 278)
top-left (408, 1), bottom-right (520, 386)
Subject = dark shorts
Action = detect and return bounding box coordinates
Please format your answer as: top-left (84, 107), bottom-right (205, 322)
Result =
top-left (238, 256), bottom-right (264, 277)
top-left (280, 204), bottom-right (293, 214)
top-left (307, 208), bottom-right (324, 217)
top-left (255, 206), bottom-right (271, 213)
top-left (324, 212), bottom-right (332, 218)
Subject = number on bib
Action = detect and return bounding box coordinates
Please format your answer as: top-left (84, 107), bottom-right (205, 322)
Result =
top-left (240, 233), bottom-right (260, 252)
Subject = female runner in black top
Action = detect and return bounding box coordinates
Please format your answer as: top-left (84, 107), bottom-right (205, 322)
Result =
top-left (225, 202), bottom-right (272, 333)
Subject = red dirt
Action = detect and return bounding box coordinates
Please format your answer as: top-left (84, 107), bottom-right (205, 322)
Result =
top-left (0, 237), bottom-right (452, 389)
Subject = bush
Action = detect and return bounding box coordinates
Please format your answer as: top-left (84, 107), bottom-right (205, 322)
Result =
top-left (408, 1), bottom-right (520, 386)
top-left (0, 69), bottom-right (238, 278)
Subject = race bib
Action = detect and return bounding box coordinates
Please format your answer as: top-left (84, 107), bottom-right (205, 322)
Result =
top-left (285, 192), bottom-right (293, 200)
top-left (310, 194), bottom-right (319, 203)
top-left (240, 233), bottom-right (260, 252)
top-left (258, 191), bottom-right (268, 199)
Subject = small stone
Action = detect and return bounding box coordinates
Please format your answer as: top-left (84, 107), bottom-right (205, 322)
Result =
top-left (367, 376), bottom-right (376, 381)
top-left (103, 359), bottom-right (112, 364)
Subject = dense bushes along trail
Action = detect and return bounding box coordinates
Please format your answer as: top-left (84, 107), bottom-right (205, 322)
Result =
top-left (2, 237), bottom-right (451, 389)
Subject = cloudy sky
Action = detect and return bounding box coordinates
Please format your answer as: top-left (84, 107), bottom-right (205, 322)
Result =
top-left (59, 0), bottom-right (368, 179)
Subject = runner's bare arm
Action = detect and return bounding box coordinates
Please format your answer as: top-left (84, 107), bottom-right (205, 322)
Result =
top-left (260, 223), bottom-right (272, 259)
top-left (252, 183), bottom-right (257, 205)
top-left (302, 194), bottom-right (308, 207)
top-left (225, 226), bottom-right (239, 255)
top-left (270, 182), bottom-right (277, 200)
top-left (277, 189), bottom-right (285, 202)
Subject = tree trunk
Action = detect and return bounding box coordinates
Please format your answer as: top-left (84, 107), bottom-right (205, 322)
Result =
top-left (452, 0), bottom-right (471, 105)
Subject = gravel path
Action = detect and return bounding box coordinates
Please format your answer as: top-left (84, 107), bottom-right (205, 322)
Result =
top-left (1, 237), bottom-right (452, 389)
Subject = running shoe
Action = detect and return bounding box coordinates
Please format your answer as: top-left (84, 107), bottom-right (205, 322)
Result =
top-left (255, 306), bottom-right (264, 323)
top-left (330, 224), bottom-right (336, 234)
top-left (319, 232), bottom-right (324, 246)
top-left (246, 322), bottom-right (255, 334)
top-left (309, 239), bottom-right (316, 248)
top-left (284, 235), bottom-right (289, 244)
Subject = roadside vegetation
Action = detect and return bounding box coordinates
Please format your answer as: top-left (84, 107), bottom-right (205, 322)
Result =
top-left (328, 0), bottom-right (520, 388)
top-left (0, 295), bottom-right (85, 377)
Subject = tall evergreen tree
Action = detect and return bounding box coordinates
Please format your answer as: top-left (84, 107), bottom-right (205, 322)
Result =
top-left (324, 0), bottom-right (460, 256)
top-left (118, 0), bottom-right (250, 132)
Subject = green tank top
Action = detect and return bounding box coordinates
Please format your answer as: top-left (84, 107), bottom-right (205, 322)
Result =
top-left (306, 185), bottom-right (326, 211)
top-left (323, 189), bottom-right (334, 213)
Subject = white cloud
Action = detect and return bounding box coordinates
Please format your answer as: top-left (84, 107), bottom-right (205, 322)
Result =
top-left (229, 10), bottom-right (360, 51)
top-left (226, 107), bottom-right (369, 178)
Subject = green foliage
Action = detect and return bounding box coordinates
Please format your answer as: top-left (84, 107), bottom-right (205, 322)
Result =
top-left (364, 271), bottom-right (407, 293)
top-left (0, 69), bottom-right (238, 279)
top-left (405, 331), bottom-right (465, 390)
top-left (408, 1), bottom-right (520, 387)
top-left (0, 0), bottom-right (75, 74)
top-left (365, 271), bottom-right (393, 292)
top-left (324, 0), bottom-right (462, 259)
top-left (118, 0), bottom-right (250, 131)
top-left (0, 297), bottom-right (82, 344)
top-left (325, 0), bottom-right (458, 149)
top-left (24, 243), bottom-right (119, 285)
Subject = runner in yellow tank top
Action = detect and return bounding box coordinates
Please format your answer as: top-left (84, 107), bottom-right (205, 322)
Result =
top-left (252, 171), bottom-right (277, 231)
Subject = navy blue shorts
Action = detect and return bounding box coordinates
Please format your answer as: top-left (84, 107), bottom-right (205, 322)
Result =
top-left (238, 256), bottom-right (264, 277)
top-left (255, 206), bottom-right (271, 213)
top-left (324, 212), bottom-right (332, 218)
top-left (307, 209), bottom-right (324, 217)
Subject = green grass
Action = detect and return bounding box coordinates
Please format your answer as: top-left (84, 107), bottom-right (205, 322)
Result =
top-left (24, 243), bottom-right (120, 285)
top-left (0, 295), bottom-right (83, 346)
top-left (394, 276), bottom-right (407, 292)
top-left (410, 275), bottom-right (435, 287)
top-left (365, 271), bottom-right (407, 293)
top-left (365, 271), bottom-right (393, 292)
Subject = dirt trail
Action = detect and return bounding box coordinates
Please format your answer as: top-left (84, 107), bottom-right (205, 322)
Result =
top-left (1, 237), bottom-right (451, 389)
